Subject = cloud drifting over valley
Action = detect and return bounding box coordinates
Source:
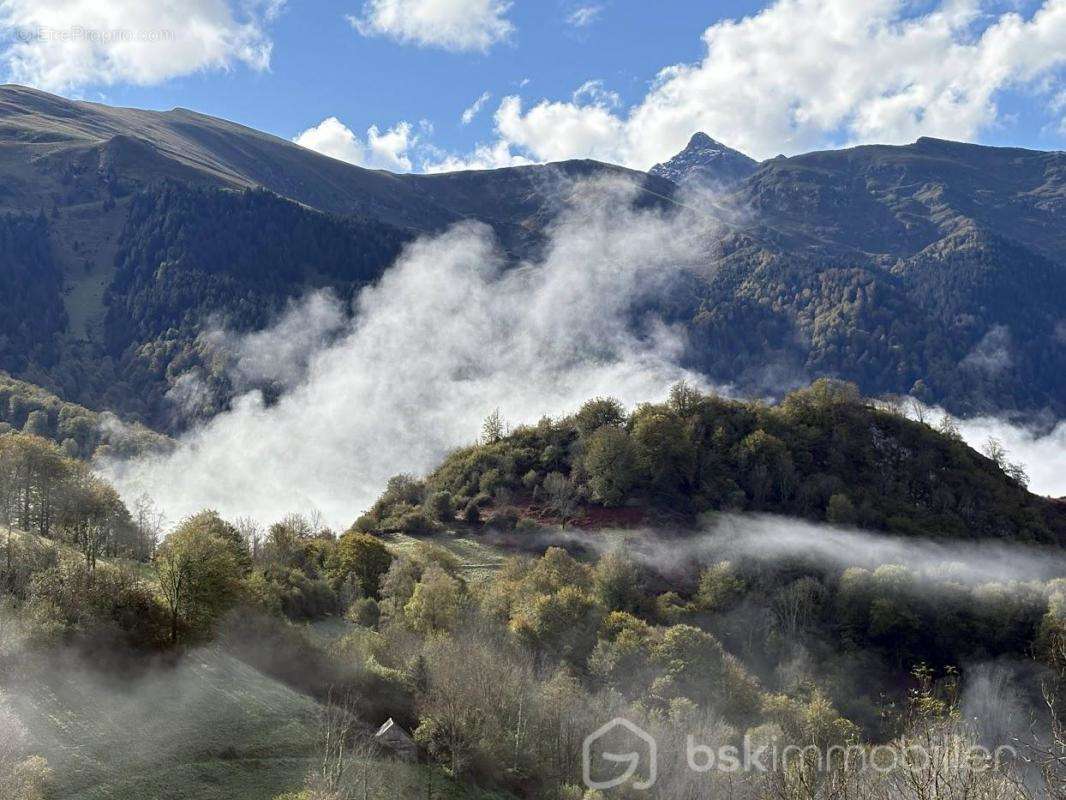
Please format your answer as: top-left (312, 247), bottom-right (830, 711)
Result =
top-left (105, 179), bottom-right (715, 528)
top-left (102, 170), bottom-right (1066, 528)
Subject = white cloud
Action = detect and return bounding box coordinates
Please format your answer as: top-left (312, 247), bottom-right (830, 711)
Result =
top-left (902, 400), bottom-right (1066, 499)
top-left (104, 179), bottom-right (717, 527)
top-left (572, 79), bottom-right (620, 108)
top-left (954, 416), bottom-right (1066, 499)
top-left (466, 0), bottom-right (1066, 167)
top-left (349, 0), bottom-right (514, 52)
top-left (566, 4), bottom-right (604, 28)
top-left (421, 138), bottom-right (531, 172)
top-left (293, 116), bottom-right (416, 171)
top-left (961, 324), bottom-right (1013, 375)
top-left (495, 93), bottom-right (626, 163)
top-left (460, 90), bottom-right (491, 124)
top-left (0, 0), bottom-right (280, 92)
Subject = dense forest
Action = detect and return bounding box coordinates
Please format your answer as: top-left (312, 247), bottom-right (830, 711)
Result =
top-left (0, 373), bottom-right (170, 460)
top-left (689, 225), bottom-right (1066, 415)
top-left (0, 213), bottom-right (66, 375)
top-left (92, 184), bottom-right (408, 425)
top-left (3, 382), bottom-right (1066, 799)
top-left (104, 185), bottom-right (407, 352)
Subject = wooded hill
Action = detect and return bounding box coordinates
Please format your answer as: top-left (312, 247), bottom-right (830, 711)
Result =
top-left (357, 380), bottom-right (1065, 543)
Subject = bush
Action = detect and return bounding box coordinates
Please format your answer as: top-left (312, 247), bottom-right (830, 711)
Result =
top-left (347, 596), bottom-right (380, 628)
top-left (461, 502), bottom-right (481, 525)
top-left (486, 506), bottom-right (520, 531)
top-left (515, 517), bottom-right (543, 534)
top-left (397, 508), bottom-right (438, 536)
top-left (427, 490), bottom-right (455, 523)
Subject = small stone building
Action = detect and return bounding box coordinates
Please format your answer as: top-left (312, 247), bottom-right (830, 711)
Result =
top-left (375, 718), bottom-right (418, 762)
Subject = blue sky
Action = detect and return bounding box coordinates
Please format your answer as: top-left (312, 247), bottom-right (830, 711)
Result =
top-left (93, 2), bottom-right (733, 151)
top-left (1, 0), bottom-right (1064, 171)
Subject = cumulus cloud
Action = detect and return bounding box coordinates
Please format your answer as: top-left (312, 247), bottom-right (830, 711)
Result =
top-left (460, 90), bottom-right (491, 124)
top-left (349, 0), bottom-right (514, 52)
top-left (572, 79), bottom-right (620, 108)
top-left (421, 138), bottom-right (531, 172)
top-left (456, 0), bottom-right (1066, 168)
top-left (104, 179), bottom-right (717, 527)
top-left (293, 116), bottom-right (416, 171)
top-left (495, 93), bottom-right (626, 163)
top-left (0, 0), bottom-right (280, 92)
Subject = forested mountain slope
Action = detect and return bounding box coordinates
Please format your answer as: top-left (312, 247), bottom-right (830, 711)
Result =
top-left (2, 85), bottom-right (1065, 425)
top-left (687, 137), bottom-right (1066, 414)
top-left (0, 372), bottom-right (169, 459)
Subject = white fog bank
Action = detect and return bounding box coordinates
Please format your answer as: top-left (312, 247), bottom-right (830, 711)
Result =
top-left (104, 180), bottom-right (719, 529)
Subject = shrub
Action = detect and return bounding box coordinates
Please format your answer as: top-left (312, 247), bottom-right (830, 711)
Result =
top-left (486, 506), bottom-right (520, 531)
top-left (427, 490), bottom-right (455, 523)
top-left (397, 508), bottom-right (438, 536)
top-left (347, 596), bottom-right (380, 628)
top-left (460, 502), bottom-right (481, 525)
top-left (515, 517), bottom-right (542, 534)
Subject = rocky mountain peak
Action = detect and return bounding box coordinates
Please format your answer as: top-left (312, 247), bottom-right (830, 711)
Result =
top-left (649, 132), bottom-right (759, 188)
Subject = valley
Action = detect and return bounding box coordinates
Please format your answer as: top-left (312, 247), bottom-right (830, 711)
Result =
top-left (1, 74), bottom-right (1065, 800)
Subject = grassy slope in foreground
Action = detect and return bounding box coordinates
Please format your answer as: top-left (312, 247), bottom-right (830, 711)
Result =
top-left (8, 646), bottom-right (319, 800)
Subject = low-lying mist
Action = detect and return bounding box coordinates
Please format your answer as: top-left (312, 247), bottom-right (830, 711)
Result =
top-left (100, 174), bottom-right (1066, 531)
top-left (103, 179), bottom-right (718, 528)
top-left (501, 513), bottom-right (1066, 587)
top-left (700, 514), bottom-right (1066, 584)
top-left (953, 415), bottom-right (1066, 499)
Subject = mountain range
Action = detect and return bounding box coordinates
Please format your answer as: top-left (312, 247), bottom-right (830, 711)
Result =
top-left (1, 83), bottom-right (1064, 431)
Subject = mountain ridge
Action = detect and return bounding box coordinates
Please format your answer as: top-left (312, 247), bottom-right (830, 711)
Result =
top-left (2, 84), bottom-right (1066, 426)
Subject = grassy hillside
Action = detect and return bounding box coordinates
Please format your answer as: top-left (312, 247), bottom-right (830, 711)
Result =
top-left (386, 532), bottom-right (508, 585)
top-left (8, 647), bottom-right (320, 800)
